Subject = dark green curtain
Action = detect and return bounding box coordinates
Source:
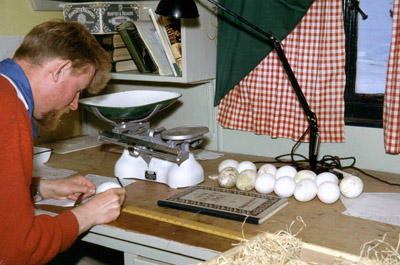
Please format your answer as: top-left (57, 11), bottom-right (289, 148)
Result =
top-left (214, 0), bottom-right (315, 106)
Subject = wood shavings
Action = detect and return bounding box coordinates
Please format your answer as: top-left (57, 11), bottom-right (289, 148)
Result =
top-left (214, 216), bottom-right (308, 265)
top-left (357, 234), bottom-right (400, 265)
top-left (207, 219), bottom-right (400, 265)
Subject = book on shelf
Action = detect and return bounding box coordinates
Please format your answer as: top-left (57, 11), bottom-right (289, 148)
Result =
top-left (119, 20), bottom-right (174, 76)
top-left (95, 33), bottom-right (125, 49)
top-left (108, 47), bottom-right (132, 62)
top-left (117, 21), bottom-right (155, 73)
top-left (158, 186), bottom-right (288, 225)
top-left (112, 59), bottom-right (138, 72)
top-left (148, 8), bottom-right (181, 77)
top-left (160, 16), bottom-right (182, 75)
top-left (133, 20), bottom-right (174, 76)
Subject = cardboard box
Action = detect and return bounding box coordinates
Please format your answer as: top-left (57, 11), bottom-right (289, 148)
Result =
top-left (63, 2), bottom-right (140, 34)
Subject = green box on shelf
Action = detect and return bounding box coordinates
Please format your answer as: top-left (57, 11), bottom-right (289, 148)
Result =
top-left (63, 2), bottom-right (140, 34)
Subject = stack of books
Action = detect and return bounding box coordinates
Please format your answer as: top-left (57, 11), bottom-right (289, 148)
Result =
top-left (95, 33), bottom-right (138, 72)
top-left (115, 8), bottom-right (182, 77)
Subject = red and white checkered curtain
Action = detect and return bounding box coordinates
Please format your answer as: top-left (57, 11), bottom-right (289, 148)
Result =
top-left (383, 1), bottom-right (400, 154)
top-left (217, 0), bottom-right (346, 143)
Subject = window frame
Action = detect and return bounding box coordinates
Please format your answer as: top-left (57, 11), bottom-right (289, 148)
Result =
top-left (343, 0), bottom-right (384, 128)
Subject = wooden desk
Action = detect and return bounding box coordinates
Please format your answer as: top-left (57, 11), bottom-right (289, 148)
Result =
top-left (36, 145), bottom-right (400, 264)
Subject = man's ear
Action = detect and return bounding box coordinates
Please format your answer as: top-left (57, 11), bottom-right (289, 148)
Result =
top-left (53, 60), bottom-right (72, 82)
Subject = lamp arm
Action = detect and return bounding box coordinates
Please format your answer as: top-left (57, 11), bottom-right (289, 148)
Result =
top-left (207, 0), bottom-right (320, 169)
top-left (269, 34), bottom-right (320, 171)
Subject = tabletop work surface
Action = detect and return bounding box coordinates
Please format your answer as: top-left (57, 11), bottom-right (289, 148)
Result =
top-left (37, 145), bottom-right (400, 257)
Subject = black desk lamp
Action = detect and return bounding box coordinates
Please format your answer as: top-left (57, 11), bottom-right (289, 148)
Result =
top-left (155, 0), bottom-right (321, 171)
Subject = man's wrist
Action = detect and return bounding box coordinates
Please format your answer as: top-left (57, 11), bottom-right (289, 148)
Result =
top-left (33, 180), bottom-right (43, 202)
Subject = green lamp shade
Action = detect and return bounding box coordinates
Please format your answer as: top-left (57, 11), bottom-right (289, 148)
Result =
top-left (155, 0), bottom-right (199, 19)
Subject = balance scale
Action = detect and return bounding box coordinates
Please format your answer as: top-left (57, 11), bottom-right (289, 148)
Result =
top-left (79, 90), bottom-right (208, 189)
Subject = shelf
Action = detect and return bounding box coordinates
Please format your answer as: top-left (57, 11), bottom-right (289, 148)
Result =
top-left (110, 0), bottom-right (217, 84)
top-left (110, 71), bottom-right (214, 84)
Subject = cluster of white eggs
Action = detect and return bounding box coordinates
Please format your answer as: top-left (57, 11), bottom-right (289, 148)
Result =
top-left (217, 159), bottom-right (364, 204)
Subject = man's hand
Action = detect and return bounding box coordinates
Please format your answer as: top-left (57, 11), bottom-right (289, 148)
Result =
top-left (71, 188), bottom-right (126, 234)
top-left (39, 175), bottom-right (126, 235)
top-left (39, 175), bottom-right (96, 201)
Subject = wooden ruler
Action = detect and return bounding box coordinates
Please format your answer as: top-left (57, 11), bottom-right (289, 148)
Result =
top-left (123, 206), bottom-right (253, 241)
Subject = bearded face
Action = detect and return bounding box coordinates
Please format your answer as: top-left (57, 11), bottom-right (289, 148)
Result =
top-left (34, 107), bottom-right (70, 131)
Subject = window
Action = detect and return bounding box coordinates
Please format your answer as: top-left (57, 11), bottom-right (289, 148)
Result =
top-left (343, 0), bottom-right (392, 128)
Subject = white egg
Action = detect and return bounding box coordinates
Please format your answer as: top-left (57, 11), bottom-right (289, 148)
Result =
top-left (218, 159), bottom-right (239, 173)
top-left (340, 176), bottom-right (364, 198)
top-left (316, 172), bottom-right (339, 186)
top-left (236, 169), bottom-right (258, 191)
top-left (218, 167), bottom-right (239, 188)
top-left (96, 182), bottom-right (121, 194)
top-left (257, 163), bottom-right (277, 176)
top-left (274, 176), bottom-right (296, 198)
top-left (294, 179), bottom-right (318, 202)
top-left (254, 173), bottom-right (276, 194)
top-left (317, 181), bottom-right (340, 204)
top-left (294, 170), bottom-right (317, 183)
top-left (275, 165), bottom-right (297, 179)
top-left (237, 161), bottom-right (257, 173)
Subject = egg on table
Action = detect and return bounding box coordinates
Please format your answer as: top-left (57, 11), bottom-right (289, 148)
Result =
top-left (294, 170), bottom-right (317, 183)
top-left (317, 181), bottom-right (340, 204)
top-left (275, 165), bottom-right (297, 179)
top-left (237, 161), bottom-right (257, 173)
top-left (254, 173), bottom-right (275, 194)
top-left (258, 163), bottom-right (277, 176)
top-left (218, 166), bottom-right (239, 188)
top-left (340, 176), bottom-right (364, 198)
top-left (274, 176), bottom-right (296, 198)
top-left (218, 159), bottom-right (239, 173)
top-left (294, 179), bottom-right (318, 202)
top-left (316, 172), bottom-right (339, 186)
top-left (236, 169), bottom-right (258, 191)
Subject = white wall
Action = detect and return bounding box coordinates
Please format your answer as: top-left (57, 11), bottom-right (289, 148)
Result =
top-left (0, 36), bottom-right (24, 60)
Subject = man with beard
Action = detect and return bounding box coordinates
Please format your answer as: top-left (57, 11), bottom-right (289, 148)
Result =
top-left (0, 20), bottom-right (126, 264)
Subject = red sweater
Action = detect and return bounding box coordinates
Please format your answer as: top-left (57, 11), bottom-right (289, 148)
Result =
top-left (0, 75), bottom-right (79, 264)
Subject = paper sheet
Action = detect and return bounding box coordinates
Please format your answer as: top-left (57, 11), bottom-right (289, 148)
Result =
top-left (33, 165), bottom-right (77, 180)
top-left (194, 150), bottom-right (224, 160)
top-left (36, 174), bottom-right (135, 207)
top-left (341, 192), bottom-right (400, 226)
top-left (37, 135), bottom-right (102, 154)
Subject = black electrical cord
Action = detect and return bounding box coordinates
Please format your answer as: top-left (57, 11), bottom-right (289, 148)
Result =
top-left (318, 155), bottom-right (356, 170)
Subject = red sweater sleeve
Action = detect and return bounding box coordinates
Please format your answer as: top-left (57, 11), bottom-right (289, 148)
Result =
top-left (0, 76), bottom-right (79, 264)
